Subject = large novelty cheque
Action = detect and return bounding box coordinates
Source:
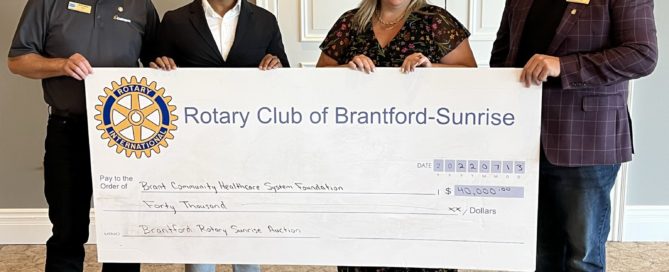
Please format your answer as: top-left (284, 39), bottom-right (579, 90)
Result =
top-left (86, 68), bottom-right (541, 271)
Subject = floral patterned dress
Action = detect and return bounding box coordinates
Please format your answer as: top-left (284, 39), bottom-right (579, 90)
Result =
top-left (319, 5), bottom-right (470, 67)
top-left (323, 6), bottom-right (467, 272)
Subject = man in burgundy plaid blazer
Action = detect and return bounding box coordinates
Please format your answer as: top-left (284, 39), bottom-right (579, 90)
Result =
top-left (491, 0), bottom-right (658, 271)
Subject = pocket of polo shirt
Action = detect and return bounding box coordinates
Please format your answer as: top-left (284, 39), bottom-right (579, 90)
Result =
top-left (113, 17), bottom-right (145, 35)
top-left (582, 94), bottom-right (626, 112)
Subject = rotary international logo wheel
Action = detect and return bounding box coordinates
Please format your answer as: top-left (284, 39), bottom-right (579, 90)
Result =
top-left (95, 76), bottom-right (178, 158)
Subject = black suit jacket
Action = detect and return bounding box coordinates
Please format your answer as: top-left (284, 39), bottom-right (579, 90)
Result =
top-left (158, 0), bottom-right (289, 67)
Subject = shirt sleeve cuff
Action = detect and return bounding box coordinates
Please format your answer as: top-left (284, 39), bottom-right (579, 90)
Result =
top-left (8, 48), bottom-right (40, 58)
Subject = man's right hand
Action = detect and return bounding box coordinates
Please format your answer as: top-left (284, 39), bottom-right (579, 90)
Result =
top-left (61, 53), bottom-right (93, 81)
top-left (149, 56), bottom-right (177, 71)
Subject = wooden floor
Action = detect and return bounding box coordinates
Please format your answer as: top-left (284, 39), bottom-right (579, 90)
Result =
top-left (1, 243), bottom-right (668, 272)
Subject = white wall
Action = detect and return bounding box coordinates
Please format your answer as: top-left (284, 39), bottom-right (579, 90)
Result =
top-left (0, 1), bottom-right (49, 209)
top-left (622, 0), bottom-right (669, 242)
top-left (626, 1), bottom-right (669, 207)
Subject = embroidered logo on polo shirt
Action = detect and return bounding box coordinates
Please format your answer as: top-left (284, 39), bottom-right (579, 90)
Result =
top-left (95, 77), bottom-right (178, 158)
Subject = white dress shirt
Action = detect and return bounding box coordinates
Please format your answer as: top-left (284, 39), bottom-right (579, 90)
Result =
top-left (202, 0), bottom-right (242, 61)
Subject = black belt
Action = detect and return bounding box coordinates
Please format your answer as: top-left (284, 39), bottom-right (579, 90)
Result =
top-left (49, 107), bottom-right (87, 119)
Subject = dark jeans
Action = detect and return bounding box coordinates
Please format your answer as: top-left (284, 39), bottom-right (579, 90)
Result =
top-left (537, 153), bottom-right (620, 272)
top-left (44, 115), bottom-right (140, 272)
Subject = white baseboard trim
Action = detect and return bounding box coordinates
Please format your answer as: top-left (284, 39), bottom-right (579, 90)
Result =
top-left (0, 209), bottom-right (96, 245)
top-left (623, 205), bottom-right (669, 242)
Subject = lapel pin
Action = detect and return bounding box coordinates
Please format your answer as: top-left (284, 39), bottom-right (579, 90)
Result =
top-left (571, 9), bottom-right (578, 15)
top-left (118, 6), bottom-right (124, 13)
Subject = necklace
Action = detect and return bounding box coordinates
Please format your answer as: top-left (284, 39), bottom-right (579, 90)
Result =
top-left (375, 10), bottom-right (405, 28)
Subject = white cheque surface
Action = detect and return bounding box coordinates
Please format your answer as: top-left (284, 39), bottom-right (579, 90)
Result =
top-left (85, 68), bottom-right (541, 271)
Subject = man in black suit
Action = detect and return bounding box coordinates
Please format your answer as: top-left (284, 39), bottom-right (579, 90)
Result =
top-left (150, 1), bottom-right (288, 271)
top-left (152, 0), bottom-right (289, 70)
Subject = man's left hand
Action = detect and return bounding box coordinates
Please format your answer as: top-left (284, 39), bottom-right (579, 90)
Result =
top-left (259, 54), bottom-right (282, 70)
top-left (521, 54), bottom-right (561, 87)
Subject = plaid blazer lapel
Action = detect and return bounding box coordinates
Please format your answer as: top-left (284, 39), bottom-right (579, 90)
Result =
top-left (546, 3), bottom-right (583, 54)
top-left (507, 0), bottom-right (534, 66)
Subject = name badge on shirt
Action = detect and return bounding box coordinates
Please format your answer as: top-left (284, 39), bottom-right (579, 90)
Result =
top-left (68, 2), bottom-right (92, 14)
top-left (566, 0), bottom-right (590, 4)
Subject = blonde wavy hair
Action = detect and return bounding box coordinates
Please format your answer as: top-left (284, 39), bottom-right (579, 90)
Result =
top-left (353, 0), bottom-right (427, 32)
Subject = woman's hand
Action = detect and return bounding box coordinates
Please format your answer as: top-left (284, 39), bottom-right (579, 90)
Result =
top-left (347, 54), bottom-right (376, 74)
top-left (401, 52), bottom-right (431, 73)
top-left (149, 56), bottom-right (177, 71)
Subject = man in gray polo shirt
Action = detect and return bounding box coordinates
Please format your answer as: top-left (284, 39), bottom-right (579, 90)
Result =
top-left (8, 1), bottom-right (159, 271)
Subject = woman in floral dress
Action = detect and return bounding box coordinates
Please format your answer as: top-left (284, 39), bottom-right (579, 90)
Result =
top-left (317, 0), bottom-right (476, 73)
top-left (317, 0), bottom-right (475, 271)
